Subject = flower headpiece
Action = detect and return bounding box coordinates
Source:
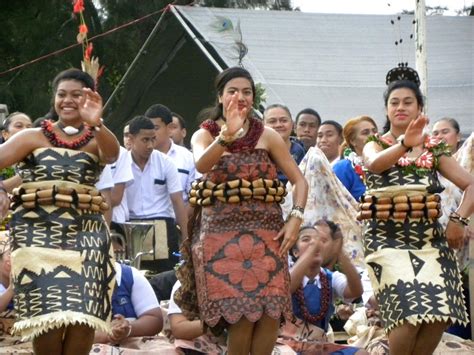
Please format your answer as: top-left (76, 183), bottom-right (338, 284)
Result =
top-left (73, 0), bottom-right (104, 86)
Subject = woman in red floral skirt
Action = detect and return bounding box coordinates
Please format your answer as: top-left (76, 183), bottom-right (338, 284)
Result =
top-left (175, 67), bottom-right (308, 355)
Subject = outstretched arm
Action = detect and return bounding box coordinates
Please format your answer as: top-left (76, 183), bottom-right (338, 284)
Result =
top-left (364, 114), bottom-right (428, 174)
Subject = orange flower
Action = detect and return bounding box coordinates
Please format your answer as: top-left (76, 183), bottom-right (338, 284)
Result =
top-left (73, 0), bottom-right (85, 13)
top-left (84, 43), bottom-right (93, 61)
top-left (213, 233), bottom-right (277, 292)
top-left (79, 24), bottom-right (88, 34)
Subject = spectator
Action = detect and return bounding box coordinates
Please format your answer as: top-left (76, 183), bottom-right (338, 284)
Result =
top-left (295, 108), bottom-right (321, 151)
top-left (317, 120), bottom-right (343, 165)
top-left (264, 103), bottom-right (306, 185)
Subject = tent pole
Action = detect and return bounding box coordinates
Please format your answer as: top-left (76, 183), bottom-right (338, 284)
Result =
top-left (104, 7), bottom-right (169, 111)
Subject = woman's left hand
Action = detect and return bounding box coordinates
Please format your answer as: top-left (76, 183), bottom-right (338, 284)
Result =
top-left (274, 217), bottom-right (301, 256)
top-left (78, 88), bottom-right (103, 127)
top-left (446, 220), bottom-right (465, 249)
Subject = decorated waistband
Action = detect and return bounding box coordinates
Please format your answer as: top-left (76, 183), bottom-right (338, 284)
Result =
top-left (12, 181), bottom-right (109, 213)
top-left (356, 193), bottom-right (442, 221)
top-left (189, 178), bottom-right (287, 206)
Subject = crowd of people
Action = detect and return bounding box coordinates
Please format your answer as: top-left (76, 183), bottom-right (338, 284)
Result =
top-left (0, 63), bottom-right (472, 355)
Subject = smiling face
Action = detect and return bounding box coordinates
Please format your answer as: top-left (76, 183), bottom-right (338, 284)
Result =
top-left (54, 80), bottom-right (85, 125)
top-left (317, 124), bottom-right (342, 162)
top-left (386, 87), bottom-right (422, 131)
top-left (264, 107), bottom-right (293, 141)
top-left (350, 120), bottom-right (378, 156)
top-left (219, 77), bottom-right (254, 119)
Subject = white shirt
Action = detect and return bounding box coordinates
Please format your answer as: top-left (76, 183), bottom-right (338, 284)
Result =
top-left (96, 165), bottom-right (114, 191)
top-left (301, 269), bottom-right (352, 303)
top-left (127, 150), bottom-right (182, 219)
top-left (111, 147), bottom-right (134, 223)
top-left (114, 262), bottom-right (160, 318)
top-left (168, 280), bottom-right (182, 315)
top-left (166, 140), bottom-right (196, 202)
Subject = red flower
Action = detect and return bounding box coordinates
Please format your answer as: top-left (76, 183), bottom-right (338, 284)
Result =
top-left (415, 151), bottom-right (434, 169)
top-left (213, 234), bottom-right (277, 292)
top-left (84, 43), bottom-right (93, 61)
top-left (398, 155), bottom-right (411, 167)
top-left (79, 24), bottom-right (88, 34)
top-left (354, 164), bottom-right (364, 176)
top-left (73, 0), bottom-right (85, 13)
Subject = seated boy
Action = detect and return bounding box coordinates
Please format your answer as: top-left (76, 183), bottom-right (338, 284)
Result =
top-left (281, 219), bottom-right (365, 354)
top-left (94, 262), bottom-right (163, 344)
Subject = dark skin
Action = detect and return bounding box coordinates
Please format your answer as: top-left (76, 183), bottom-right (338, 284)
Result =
top-left (0, 83), bottom-right (120, 355)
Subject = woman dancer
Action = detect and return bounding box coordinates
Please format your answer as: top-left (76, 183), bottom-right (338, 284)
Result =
top-left (0, 68), bottom-right (119, 354)
top-left (176, 67), bottom-right (308, 355)
top-left (361, 68), bottom-right (473, 354)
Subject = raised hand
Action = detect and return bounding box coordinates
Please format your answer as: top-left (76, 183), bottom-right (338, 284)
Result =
top-left (223, 92), bottom-right (247, 136)
top-left (78, 88), bottom-right (103, 128)
top-left (403, 113), bottom-right (428, 148)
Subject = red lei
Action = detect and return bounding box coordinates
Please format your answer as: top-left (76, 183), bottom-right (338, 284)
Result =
top-left (295, 271), bottom-right (331, 324)
top-left (41, 120), bottom-right (94, 149)
top-left (200, 117), bottom-right (264, 153)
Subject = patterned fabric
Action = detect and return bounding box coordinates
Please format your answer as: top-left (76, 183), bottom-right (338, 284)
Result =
top-left (10, 148), bottom-right (115, 340)
top-left (187, 149), bottom-right (292, 330)
top-left (363, 146), bottom-right (468, 332)
top-left (200, 116), bottom-right (264, 153)
top-left (283, 147), bottom-right (364, 267)
top-left (438, 133), bottom-right (474, 271)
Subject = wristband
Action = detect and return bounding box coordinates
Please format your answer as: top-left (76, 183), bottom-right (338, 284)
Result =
top-left (399, 138), bottom-right (412, 151)
top-left (449, 211), bottom-right (470, 227)
top-left (93, 118), bottom-right (104, 132)
top-left (287, 206), bottom-right (304, 221)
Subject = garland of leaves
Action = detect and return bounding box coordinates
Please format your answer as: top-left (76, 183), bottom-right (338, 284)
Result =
top-left (0, 167), bottom-right (15, 180)
top-left (366, 134), bottom-right (451, 177)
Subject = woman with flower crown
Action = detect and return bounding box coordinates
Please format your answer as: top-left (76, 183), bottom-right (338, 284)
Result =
top-left (333, 116), bottom-right (379, 202)
top-left (0, 68), bottom-right (119, 355)
top-left (361, 68), bottom-right (474, 355)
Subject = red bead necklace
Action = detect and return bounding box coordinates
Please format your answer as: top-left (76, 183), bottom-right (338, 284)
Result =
top-left (200, 116), bottom-right (264, 153)
top-left (41, 120), bottom-right (94, 149)
top-left (295, 271), bottom-right (331, 324)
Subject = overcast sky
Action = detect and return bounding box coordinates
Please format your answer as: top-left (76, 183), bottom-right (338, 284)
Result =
top-left (292, 0), bottom-right (472, 15)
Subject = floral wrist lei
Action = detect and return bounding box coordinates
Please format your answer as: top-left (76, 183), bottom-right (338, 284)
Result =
top-left (366, 134), bottom-right (451, 177)
top-left (343, 148), bottom-right (365, 179)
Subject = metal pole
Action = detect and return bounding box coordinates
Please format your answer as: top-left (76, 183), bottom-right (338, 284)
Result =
top-left (414, 0), bottom-right (428, 113)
